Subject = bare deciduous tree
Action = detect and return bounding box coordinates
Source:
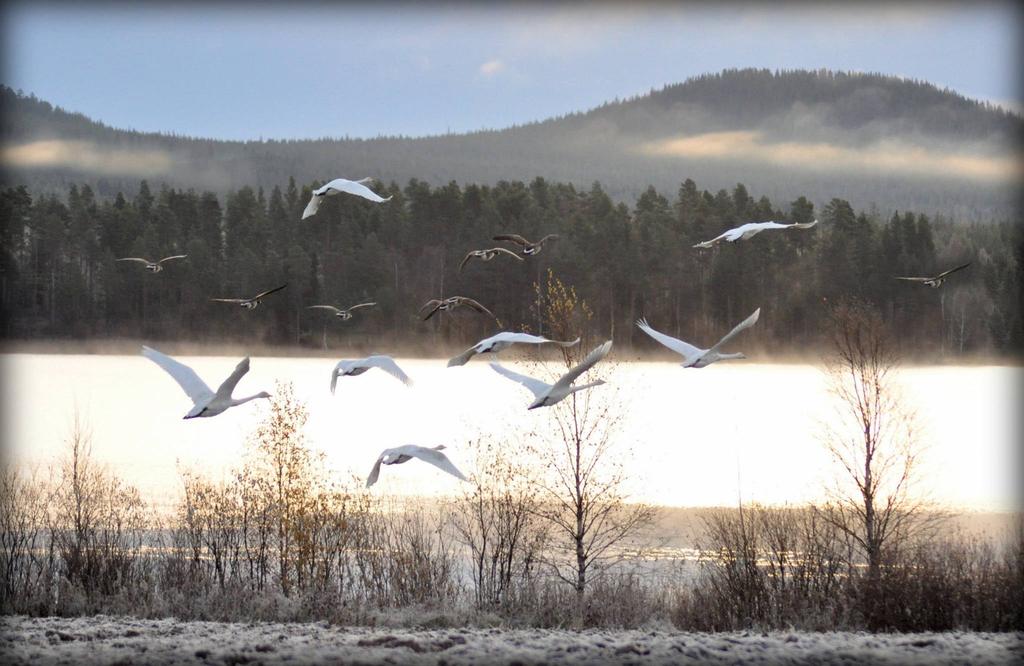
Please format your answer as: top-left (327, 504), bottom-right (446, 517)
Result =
top-left (819, 298), bottom-right (940, 627)
top-left (528, 270), bottom-right (656, 625)
top-left (245, 381), bottom-right (319, 595)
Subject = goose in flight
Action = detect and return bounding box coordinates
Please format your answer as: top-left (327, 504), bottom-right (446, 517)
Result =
top-left (301, 178), bottom-right (391, 219)
top-left (420, 296), bottom-right (499, 323)
top-left (693, 220), bottom-right (818, 248)
top-left (490, 340), bottom-right (612, 409)
top-left (307, 302), bottom-right (377, 321)
top-left (331, 355), bottom-right (412, 394)
top-left (116, 254), bottom-right (187, 273)
top-left (460, 247), bottom-right (524, 272)
top-left (210, 284), bottom-right (287, 310)
top-left (636, 309), bottom-right (760, 368)
top-left (895, 262), bottom-right (970, 288)
top-left (493, 233), bottom-right (560, 256)
top-left (366, 445), bottom-right (468, 488)
top-left (448, 331), bottom-right (580, 367)
top-left (141, 346), bottom-right (270, 419)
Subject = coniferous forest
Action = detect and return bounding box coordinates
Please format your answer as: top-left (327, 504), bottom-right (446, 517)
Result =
top-left (0, 176), bottom-right (1020, 357)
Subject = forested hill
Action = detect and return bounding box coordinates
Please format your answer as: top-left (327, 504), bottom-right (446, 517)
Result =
top-left (2, 69), bottom-right (1020, 220)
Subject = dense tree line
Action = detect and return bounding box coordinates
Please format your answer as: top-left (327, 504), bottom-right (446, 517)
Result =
top-left (0, 175), bottom-right (1018, 356)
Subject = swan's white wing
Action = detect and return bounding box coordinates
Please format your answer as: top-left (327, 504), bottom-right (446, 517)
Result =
top-left (692, 228), bottom-right (734, 248)
top-left (157, 254), bottom-right (187, 264)
top-left (489, 363), bottom-right (550, 399)
top-left (448, 331), bottom-right (564, 367)
top-left (364, 356), bottom-right (413, 386)
top-left (330, 361), bottom-right (350, 394)
top-left (729, 224), bottom-right (762, 241)
top-left (553, 340), bottom-right (612, 390)
top-left (707, 308), bottom-right (760, 353)
top-left (366, 453), bottom-right (386, 487)
top-left (214, 356), bottom-right (251, 401)
top-left (142, 346), bottom-right (214, 407)
top-left (494, 332), bottom-right (576, 345)
top-left (301, 194), bottom-right (321, 220)
top-left (392, 445), bottom-right (468, 483)
top-left (116, 257), bottom-right (151, 264)
top-left (447, 346), bottom-right (479, 368)
top-left (317, 178), bottom-right (391, 203)
top-left (347, 302), bottom-right (377, 310)
top-left (636, 318), bottom-right (702, 361)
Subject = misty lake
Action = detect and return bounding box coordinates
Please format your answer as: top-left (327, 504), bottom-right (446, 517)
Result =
top-left (2, 353), bottom-right (1018, 513)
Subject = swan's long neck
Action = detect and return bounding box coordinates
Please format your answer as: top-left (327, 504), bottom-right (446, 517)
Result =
top-left (231, 393), bottom-right (267, 407)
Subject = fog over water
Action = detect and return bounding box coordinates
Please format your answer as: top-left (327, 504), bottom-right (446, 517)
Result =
top-left (3, 353), bottom-right (1018, 513)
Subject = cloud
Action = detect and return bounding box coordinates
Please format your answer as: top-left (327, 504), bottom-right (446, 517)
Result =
top-left (637, 130), bottom-right (1022, 183)
top-left (1, 139), bottom-right (173, 176)
top-left (479, 59), bottom-right (504, 77)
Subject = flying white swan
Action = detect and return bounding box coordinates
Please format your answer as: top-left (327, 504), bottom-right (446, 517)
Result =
top-left (141, 346), bottom-right (270, 419)
top-left (116, 254), bottom-right (187, 273)
top-left (210, 284), bottom-right (287, 310)
top-left (301, 178), bottom-right (391, 219)
top-left (460, 247), bottom-right (524, 272)
top-left (331, 355), bottom-right (412, 394)
top-left (693, 220), bottom-right (818, 248)
top-left (636, 309), bottom-right (760, 368)
top-left (448, 331), bottom-right (580, 367)
top-left (490, 340), bottom-right (612, 409)
top-left (307, 302), bottom-right (377, 321)
top-left (493, 233), bottom-right (560, 256)
top-left (895, 262), bottom-right (970, 288)
top-left (366, 444), bottom-right (468, 488)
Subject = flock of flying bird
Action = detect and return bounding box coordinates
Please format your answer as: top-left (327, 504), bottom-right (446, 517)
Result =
top-left (120, 177), bottom-right (971, 488)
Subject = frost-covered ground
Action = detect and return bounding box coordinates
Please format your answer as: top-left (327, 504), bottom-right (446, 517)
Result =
top-left (1, 615), bottom-right (1021, 665)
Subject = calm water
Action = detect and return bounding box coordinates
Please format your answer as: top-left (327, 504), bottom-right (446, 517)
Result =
top-left (2, 353), bottom-right (1019, 512)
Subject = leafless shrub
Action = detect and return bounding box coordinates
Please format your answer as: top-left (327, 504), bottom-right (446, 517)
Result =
top-left (872, 520), bottom-right (1024, 631)
top-left (351, 496), bottom-right (459, 609)
top-left (452, 437), bottom-right (548, 613)
top-left (693, 504), bottom-right (854, 630)
top-left (0, 468), bottom-right (50, 613)
top-left (45, 410), bottom-right (150, 613)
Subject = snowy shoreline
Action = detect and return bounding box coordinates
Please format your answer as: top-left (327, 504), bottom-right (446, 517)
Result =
top-left (2, 615), bottom-right (1022, 665)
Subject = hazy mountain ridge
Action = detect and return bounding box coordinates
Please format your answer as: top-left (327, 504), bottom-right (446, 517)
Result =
top-left (1, 68), bottom-right (1020, 219)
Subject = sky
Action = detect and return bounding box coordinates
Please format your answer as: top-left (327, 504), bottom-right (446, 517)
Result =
top-left (1, 2), bottom-right (1020, 141)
